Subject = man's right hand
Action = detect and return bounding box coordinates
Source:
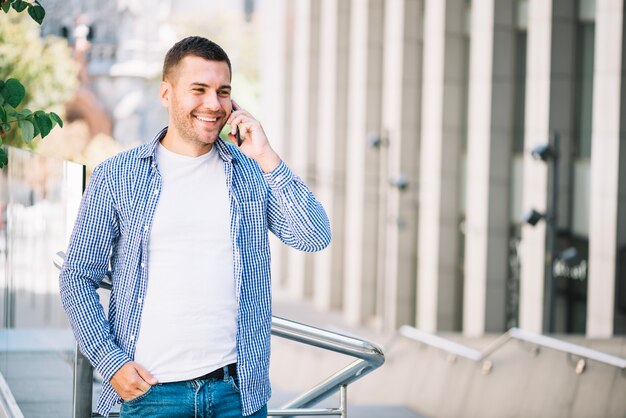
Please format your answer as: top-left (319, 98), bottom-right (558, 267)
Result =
top-left (110, 361), bottom-right (158, 401)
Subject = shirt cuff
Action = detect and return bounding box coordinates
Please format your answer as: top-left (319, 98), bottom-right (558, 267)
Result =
top-left (97, 348), bottom-right (132, 383)
top-left (262, 160), bottom-right (293, 190)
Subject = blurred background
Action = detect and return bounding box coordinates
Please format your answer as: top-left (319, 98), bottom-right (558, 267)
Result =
top-left (1, 0), bottom-right (626, 417)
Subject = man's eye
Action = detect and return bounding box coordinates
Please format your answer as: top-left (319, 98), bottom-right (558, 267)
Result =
top-left (193, 88), bottom-right (204, 93)
top-left (218, 90), bottom-right (231, 97)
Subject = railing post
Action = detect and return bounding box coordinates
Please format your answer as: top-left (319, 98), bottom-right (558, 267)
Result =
top-left (340, 384), bottom-right (347, 418)
top-left (73, 344), bottom-right (94, 418)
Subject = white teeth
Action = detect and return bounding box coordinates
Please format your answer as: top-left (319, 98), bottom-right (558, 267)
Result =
top-left (195, 115), bottom-right (217, 122)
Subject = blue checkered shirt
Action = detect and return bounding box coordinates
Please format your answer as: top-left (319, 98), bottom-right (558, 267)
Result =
top-left (59, 128), bottom-right (331, 417)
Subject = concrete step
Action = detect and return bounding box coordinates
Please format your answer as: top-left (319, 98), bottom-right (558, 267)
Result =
top-left (268, 390), bottom-right (425, 418)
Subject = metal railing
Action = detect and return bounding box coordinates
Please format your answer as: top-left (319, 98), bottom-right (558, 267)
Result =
top-left (399, 325), bottom-right (626, 375)
top-left (54, 252), bottom-right (384, 417)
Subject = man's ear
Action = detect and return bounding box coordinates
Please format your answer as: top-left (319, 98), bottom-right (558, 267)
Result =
top-left (159, 81), bottom-right (171, 107)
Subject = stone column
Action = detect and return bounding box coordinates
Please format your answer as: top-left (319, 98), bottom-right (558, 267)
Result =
top-left (463, 0), bottom-right (516, 335)
top-left (259, 0), bottom-right (289, 290)
top-left (587, 0), bottom-right (625, 337)
top-left (343, 0), bottom-right (385, 325)
top-left (381, 0), bottom-right (422, 330)
top-left (417, 0), bottom-right (465, 332)
top-left (313, 0), bottom-right (351, 311)
top-left (287, 0), bottom-right (320, 299)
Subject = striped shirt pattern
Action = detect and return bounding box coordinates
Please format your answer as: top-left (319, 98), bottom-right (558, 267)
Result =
top-left (59, 128), bottom-right (331, 416)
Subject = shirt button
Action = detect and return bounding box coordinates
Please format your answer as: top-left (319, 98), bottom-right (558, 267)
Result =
top-left (144, 225), bottom-right (149, 232)
top-left (154, 189), bottom-right (159, 195)
top-left (138, 298), bottom-right (143, 304)
top-left (130, 335), bottom-right (135, 341)
top-left (141, 262), bottom-right (145, 268)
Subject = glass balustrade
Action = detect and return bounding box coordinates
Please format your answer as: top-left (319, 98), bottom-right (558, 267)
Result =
top-left (0, 146), bottom-right (85, 417)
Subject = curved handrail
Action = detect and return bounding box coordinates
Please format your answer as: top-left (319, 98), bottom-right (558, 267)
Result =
top-left (272, 316), bottom-right (385, 366)
top-left (54, 251), bottom-right (385, 417)
top-left (399, 325), bottom-right (626, 373)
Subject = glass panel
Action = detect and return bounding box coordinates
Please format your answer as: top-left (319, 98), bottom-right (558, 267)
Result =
top-left (463, 1), bottom-right (472, 36)
top-left (506, 224), bottom-right (522, 329)
top-left (578, 0), bottom-right (595, 22)
top-left (575, 23), bottom-right (594, 159)
top-left (510, 156), bottom-right (524, 222)
top-left (513, 31), bottom-right (527, 155)
top-left (460, 34), bottom-right (471, 155)
top-left (571, 23), bottom-right (594, 240)
top-left (0, 147), bottom-right (85, 417)
top-left (572, 160), bottom-right (590, 237)
top-left (459, 154), bottom-right (467, 216)
top-left (554, 236), bottom-right (588, 334)
top-left (459, 33), bottom-right (470, 214)
top-left (516, 0), bottom-right (528, 30)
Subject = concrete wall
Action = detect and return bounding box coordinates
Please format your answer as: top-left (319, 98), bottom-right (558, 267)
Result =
top-left (270, 326), bottom-right (626, 418)
top-left (260, 0), bottom-right (626, 338)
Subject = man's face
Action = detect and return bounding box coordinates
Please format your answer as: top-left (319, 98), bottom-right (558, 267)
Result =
top-left (160, 55), bottom-right (232, 150)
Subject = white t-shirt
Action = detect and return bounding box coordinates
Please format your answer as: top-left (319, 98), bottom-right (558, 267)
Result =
top-left (134, 143), bottom-right (237, 382)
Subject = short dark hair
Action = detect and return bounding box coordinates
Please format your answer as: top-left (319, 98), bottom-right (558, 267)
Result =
top-left (162, 36), bottom-right (232, 82)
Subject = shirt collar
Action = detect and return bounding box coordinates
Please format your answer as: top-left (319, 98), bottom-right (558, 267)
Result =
top-left (136, 126), bottom-right (235, 163)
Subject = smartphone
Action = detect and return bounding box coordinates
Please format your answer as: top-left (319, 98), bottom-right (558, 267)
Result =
top-left (232, 101), bottom-right (242, 146)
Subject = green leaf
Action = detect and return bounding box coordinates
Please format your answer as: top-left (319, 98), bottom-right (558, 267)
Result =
top-left (1, 2), bottom-right (10, 13)
top-left (0, 148), bottom-right (7, 168)
top-left (32, 123), bottom-right (40, 138)
top-left (18, 108), bottom-right (32, 117)
top-left (27, 3), bottom-right (45, 24)
top-left (0, 80), bottom-right (4, 90)
top-left (1, 123), bottom-right (10, 133)
top-left (34, 111), bottom-right (52, 138)
top-left (18, 119), bottom-right (34, 143)
top-left (27, 114), bottom-right (40, 137)
top-left (0, 105), bottom-right (6, 123)
top-left (11, 0), bottom-right (27, 12)
top-left (0, 79), bottom-right (26, 108)
top-left (49, 112), bottom-right (63, 128)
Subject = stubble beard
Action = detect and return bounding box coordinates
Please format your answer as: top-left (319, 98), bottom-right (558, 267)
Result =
top-left (171, 101), bottom-right (227, 149)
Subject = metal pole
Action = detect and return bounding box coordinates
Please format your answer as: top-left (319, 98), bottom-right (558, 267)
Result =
top-left (339, 384), bottom-right (347, 418)
top-left (547, 132), bottom-right (560, 333)
top-left (73, 344), bottom-right (94, 418)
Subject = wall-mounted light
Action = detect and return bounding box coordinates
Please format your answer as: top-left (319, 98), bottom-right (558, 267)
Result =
top-left (389, 174), bottom-right (408, 191)
top-left (530, 144), bottom-right (553, 162)
top-left (368, 131), bottom-right (390, 149)
top-left (522, 209), bottom-right (545, 226)
top-left (367, 132), bottom-right (383, 148)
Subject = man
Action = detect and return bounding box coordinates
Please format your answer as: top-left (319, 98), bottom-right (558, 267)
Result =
top-left (59, 36), bottom-right (331, 418)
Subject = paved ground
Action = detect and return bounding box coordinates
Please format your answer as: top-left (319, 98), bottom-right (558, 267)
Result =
top-left (0, 329), bottom-right (424, 418)
top-left (0, 330), bottom-right (75, 418)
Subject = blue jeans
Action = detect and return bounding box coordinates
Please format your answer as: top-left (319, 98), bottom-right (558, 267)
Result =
top-left (119, 372), bottom-right (267, 418)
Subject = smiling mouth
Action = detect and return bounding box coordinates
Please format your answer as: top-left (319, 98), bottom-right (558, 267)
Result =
top-left (194, 115), bottom-right (218, 123)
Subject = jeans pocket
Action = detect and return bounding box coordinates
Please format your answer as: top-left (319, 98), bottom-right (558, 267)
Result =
top-left (124, 385), bottom-right (154, 405)
top-left (229, 376), bottom-right (241, 394)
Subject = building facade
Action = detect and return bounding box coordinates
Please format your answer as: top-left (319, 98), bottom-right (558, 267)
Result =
top-left (259, 0), bottom-right (626, 337)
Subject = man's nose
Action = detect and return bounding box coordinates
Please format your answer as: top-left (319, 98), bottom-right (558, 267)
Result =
top-left (203, 92), bottom-right (221, 111)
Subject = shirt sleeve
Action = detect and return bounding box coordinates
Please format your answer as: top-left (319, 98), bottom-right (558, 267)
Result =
top-left (59, 164), bottom-right (131, 383)
top-left (263, 160), bottom-right (331, 252)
